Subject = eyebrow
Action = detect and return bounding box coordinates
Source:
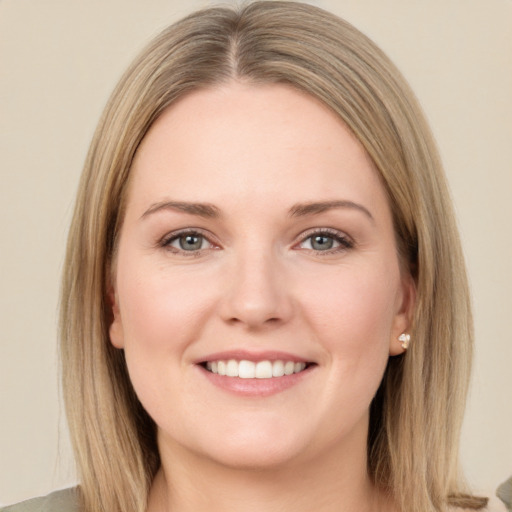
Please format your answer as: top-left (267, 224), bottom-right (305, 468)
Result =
top-left (140, 199), bottom-right (373, 222)
top-left (141, 200), bottom-right (221, 219)
top-left (288, 200), bottom-right (374, 222)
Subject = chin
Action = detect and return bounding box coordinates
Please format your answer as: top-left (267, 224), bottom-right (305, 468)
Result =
top-left (173, 418), bottom-right (314, 471)
top-left (203, 438), bottom-right (307, 471)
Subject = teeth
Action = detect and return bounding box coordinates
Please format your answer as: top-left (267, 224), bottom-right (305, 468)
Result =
top-left (255, 360), bottom-right (273, 379)
top-left (272, 360), bottom-right (285, 377)
top-left (239, 360), bottom-right (255, 379)
top-left (205, 359), bottom-right (307, 379)
top-left (226, 359), bottom-right (238, 377)
top-left (284, 361), bottom-right (295, 375)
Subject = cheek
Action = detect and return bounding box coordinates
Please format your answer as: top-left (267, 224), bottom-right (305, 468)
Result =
top-left (114, 259), bottom-right (221, 426)
top-left (116, 259), bottom-right (217, 353)
top-left (305, 265), bottom-right (398, 339)
top-left (300, 263), bottom-right (399, 387)
top-left (304, 268), bottom-right (399, 437)
top-left (113, 252), bottom-right (221, 404)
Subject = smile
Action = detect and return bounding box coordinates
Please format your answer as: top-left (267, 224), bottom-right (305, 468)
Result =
top-left (204, 359), bottom-right (308, 379)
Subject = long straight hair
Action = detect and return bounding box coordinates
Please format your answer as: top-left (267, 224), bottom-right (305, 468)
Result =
top-left (60, 2), bottom-right (485, 511)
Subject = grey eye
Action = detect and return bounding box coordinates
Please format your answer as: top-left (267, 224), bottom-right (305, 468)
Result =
top-left (300, 234), bottom-right (340, 251)
top-left (310, 235), bottom-right (334, 250)
top-left (171, 233), bottom-right (206, 251)
top-left (298, 230), bottom-right (353, 253)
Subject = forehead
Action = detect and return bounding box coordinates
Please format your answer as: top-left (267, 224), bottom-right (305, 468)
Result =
top-left (127, 81), bottom-right (388, 217)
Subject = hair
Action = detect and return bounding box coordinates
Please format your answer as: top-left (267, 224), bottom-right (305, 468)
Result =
top-left (59, 2), bottom-right (486, 512)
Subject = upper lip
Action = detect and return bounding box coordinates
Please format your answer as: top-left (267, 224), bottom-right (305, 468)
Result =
top-left (195, 350), bottom-right (313, 364)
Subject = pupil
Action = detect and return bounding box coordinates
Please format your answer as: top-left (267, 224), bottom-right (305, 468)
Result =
top-left (312, 235), bottom-right (333, 250)
top-left (180, 234), bottom-right (202, 250)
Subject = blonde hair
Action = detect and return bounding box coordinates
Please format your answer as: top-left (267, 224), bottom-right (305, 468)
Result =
top-left (60, 2), bottom-right (485, 511)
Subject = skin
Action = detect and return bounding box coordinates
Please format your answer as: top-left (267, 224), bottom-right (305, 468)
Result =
top-left (109, 82), bottom-right (414, 512)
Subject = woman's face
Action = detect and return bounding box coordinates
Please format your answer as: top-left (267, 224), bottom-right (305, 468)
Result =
top-left (109, 82), bottom-right (413, 470)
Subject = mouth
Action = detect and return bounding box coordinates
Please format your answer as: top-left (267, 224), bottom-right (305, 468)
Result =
top-left (200, 359), bottom-right (314, 379)
top-left (196, 352), bottom-right (316, 396)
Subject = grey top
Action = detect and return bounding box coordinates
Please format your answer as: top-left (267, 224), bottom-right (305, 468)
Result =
top-left (2, 481), bottom-right (511, 511)
top-left (497, 476), bottom-right (512, 511)
top-left (1, 489), bottom-right (78, 512)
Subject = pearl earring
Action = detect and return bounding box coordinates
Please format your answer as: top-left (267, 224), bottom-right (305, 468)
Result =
top-left (398, 333), bottom-right (411, 350)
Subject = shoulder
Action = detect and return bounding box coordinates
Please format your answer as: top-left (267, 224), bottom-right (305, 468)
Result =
top-left (497, 476), bottom-right (512, 510)
top-left (1, 488), bottom-right (79, 512)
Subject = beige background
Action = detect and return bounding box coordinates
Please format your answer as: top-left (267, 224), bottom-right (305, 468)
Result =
top-left (1, 0), bottom-right (511, 507)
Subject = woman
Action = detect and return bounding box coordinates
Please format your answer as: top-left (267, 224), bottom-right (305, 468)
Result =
top-left (1, 2), bottom-right (496, 511)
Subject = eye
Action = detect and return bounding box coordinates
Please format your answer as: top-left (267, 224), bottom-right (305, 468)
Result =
top-left (297, 229), bottom-right (353, 253)
top-left (304, 234), bottom-right (337, 251)
top-left (161, 230), bottom-right (215, 253)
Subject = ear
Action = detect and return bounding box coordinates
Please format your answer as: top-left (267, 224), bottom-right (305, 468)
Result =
top-left (389, 273), bottom-right (416, 356)
top-left (107, 282), bottom-right (125, 349)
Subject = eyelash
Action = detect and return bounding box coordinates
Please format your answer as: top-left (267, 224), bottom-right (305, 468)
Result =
top-left (296, 228), bottom-right (354, 254)
top-left (159, 228), bottom-right (354, 256)
top-left (159, 228), bottom-right (217, 256)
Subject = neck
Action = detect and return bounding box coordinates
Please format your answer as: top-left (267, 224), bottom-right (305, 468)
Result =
top-left (147, 428), bottom-right (393, 512)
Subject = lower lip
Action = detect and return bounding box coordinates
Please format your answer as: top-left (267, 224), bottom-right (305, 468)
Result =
top-left (197, 365), bottom-right (314, 397)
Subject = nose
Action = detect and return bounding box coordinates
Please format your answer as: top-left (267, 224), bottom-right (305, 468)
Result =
top-left (219, 249), bottom-right (294, 329)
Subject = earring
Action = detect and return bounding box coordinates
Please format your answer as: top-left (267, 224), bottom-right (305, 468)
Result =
top-left (398, 333), bottom-right (411, 350)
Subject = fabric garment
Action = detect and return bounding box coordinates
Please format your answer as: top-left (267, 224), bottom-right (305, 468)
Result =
top-left (497, 476), bottom-right (512, 511)
top-left (0, 488), bottom-right (78, 512)
top-left (2, 482), bottom-right (511, 511)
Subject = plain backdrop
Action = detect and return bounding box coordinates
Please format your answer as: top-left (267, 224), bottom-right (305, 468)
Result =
top-left (1, 0), bottom-right (511, 507)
